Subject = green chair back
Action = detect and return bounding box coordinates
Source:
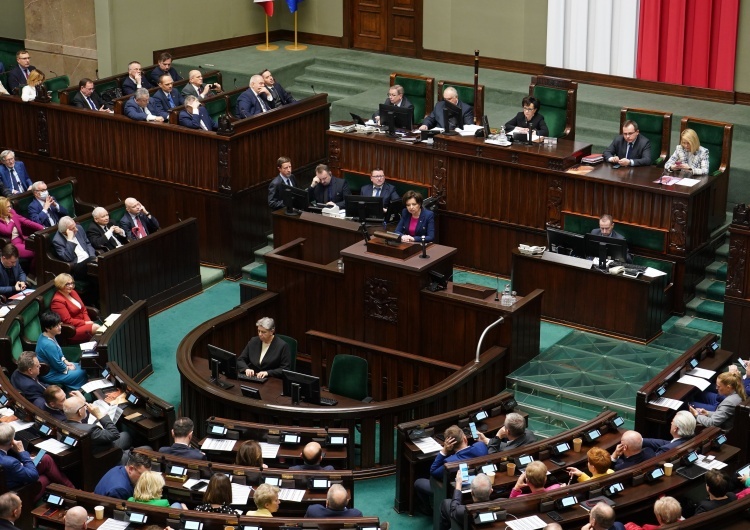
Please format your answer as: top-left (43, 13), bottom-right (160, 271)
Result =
top-left (562, 213), bottom-right (667, 253)
top-left (94, 79), bottom-right (119, 97)
top-left (203, 73), bottom-right (221, 87)
top-left (204, 97), bottom-right (227, 123)
top-left (0, 41), bottom-right (23, 74)
top-left (277, 334), bottom-right (297, 371)
top-left (108, 205), bottom-right (127, 225)
top-left (533, 85), bottom-right (567, 138)
top-left (230, 92), bottom-right (242, 118)
top-left (685, 121), bottom-right (725, 175)
top-left (7, 319), bottom-right (23, 362)
top-left (43, 75), bottom-right (70, 104)
top-left (19, 300), bottom-right (41, 347)
top-left (624, 110), bottom-right (669, 166)
top-left (328, 354), bottom-right (368, 401)
top-left (394, 74), bottom-right (432, 125)
top-left (17, 180), bottom-right (78, 219)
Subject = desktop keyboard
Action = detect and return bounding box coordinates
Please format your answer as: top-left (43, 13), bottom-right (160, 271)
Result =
top-left (318, 397), bottom-right (338, 406)
top-left (237, 374), bottom-right (267, 384)
top-left (609, 261), bottom-right (647, 272)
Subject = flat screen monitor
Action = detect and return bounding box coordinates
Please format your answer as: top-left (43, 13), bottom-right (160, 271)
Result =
top-left (546, 227), bottom-right (586, 258)
top-left (282, 369), bottom-right (323, 405)
top-left (379, 103), bottom-right (413, 136)
top-left (384, 198), bottom-right (403, 224)
top-left (281, 185), bottom-right (310, 215)
top-left (345, 195), bottom-right (384, 223)
top-left (442, 99), bottom-right (463, 135)
top-left (207, 344), bottom-right (237, 389)
top-left (585, 233), bottom-right (628, 268)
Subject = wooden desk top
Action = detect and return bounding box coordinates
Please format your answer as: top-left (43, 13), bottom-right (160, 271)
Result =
top-left (340, 240), bottom-right (458, 272)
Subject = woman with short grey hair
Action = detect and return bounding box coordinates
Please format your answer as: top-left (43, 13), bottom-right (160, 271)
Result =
top-left (236, 316), bottom-right (289, 379)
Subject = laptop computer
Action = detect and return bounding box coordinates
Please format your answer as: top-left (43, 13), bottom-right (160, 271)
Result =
top-left (350, 112), bottom-right (366, 125)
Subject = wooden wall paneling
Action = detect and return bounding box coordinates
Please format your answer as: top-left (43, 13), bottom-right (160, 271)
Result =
top-left (96, 300), bottom-right (153, 382)
top-left (352, 0), bottom-right (387, 52)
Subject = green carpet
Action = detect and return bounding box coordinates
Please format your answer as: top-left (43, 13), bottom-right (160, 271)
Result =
top-left (355, 476), bottom-right (430, 530)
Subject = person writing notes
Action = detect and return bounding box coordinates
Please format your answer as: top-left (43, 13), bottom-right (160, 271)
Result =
top-left (395, 191), bottom-right (435, 243)
top-left (237, 317), bottom-right (291, 379)
top-left (664, 128), bottom-right (709, 175)
top-left (504, 96), bottom-right (549, 138)
top-left (603, 120), bottom-right (652, 167)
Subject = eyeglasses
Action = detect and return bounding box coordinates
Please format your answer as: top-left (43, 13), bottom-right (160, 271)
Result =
top-left (522, 106), bottom-right (536, 112)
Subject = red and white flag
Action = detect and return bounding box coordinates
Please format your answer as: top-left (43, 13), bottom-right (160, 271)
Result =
top-left (254, 0), bottom-right (274, 17)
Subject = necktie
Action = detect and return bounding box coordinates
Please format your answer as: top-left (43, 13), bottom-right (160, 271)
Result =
top-left (135, 216), bottom-right (145, 238)
top-left (625, 143), bottom-right (632, 160)
top-left (23, 69), bottom-right (29, 79)
top-left (283, 177), bottom-right (290, 187)
top-left (10, 168), bottom-right (23, 192)
top-left (87, 97), bottom-right (96, 110)
top-left (166, 93), bottom-right (175, 108)
top-left (257, 93), bottom-right (268, 112)
top-left (375, 187), bottom-right (381, 197)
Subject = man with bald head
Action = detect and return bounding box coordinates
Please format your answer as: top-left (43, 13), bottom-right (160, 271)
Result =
top-left (119, 198), bottom-right (159, 240)
top-left (64, 506), bottom-right (89, 530)
top-left (63, 395), bottom-right (132, 453)
top-left (181, 69), bottom-right (222, 100)
top-left (611, 430), bottom-right (654, 471)
top-left (582, 501), bottom-right (625, 530)
top-left (86, 207), bottom-right (128, 252)
top-left (0, 492), bottom-right (22, 529)
top-left (236, 74), bottom-right (274, 118)
top-left (304, 483), bottom-right (362, 518)
top-left (290, 441), bottom-right (334, 471)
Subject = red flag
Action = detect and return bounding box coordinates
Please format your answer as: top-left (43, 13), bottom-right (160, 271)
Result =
top-left (254, 0), bottom-right (274, 17)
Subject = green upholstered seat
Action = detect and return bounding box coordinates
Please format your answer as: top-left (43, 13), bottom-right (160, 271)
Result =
top-left (342, 171), bottom-right (429, 201)
top-left (204, 97), bottom-right (227, 123)
top-left (43, 75), bottom-right (70, 104)
top-left (6, 319), bottom-right (23, 362)
top-left (437, 80), bottom-right (484, 124)
top-left (684, 120), bottom-right (728, 176)
top-left (529, 76), bottom-right (578, 140)
top-left (19, 299), bottom-right (42, 350)
top-left (328, 354), bottom-right (369, 401)
top-left (562, 213), bottom-right (667, 253)
top-left (16, 180), bottom-right (78, 219)
top-left (0, 40), bottom-right (23, 78)
top-left (277, 334), bottom-right (297, 371)
top-left (94, 78), bottom-right (119, 98)
top-left (622, 109), bottom-right (672, 166)
top-left (391, 73), bottom-right (435, 125)
top-left (108, 205), bottom-right (127, 225)
top-left (229, 91), bottom-right (243, 118)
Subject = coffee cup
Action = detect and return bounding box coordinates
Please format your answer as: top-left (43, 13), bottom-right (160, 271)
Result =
top-left (94, 506), bottom-right (104, 520)
top-left (506, 462), bottom-right (516, 476)
top-left (664, 462), bottom-right (673, 477)
top-left (573, 437), bottom-right (583, 452)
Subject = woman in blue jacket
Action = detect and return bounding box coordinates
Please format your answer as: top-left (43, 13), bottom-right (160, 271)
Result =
top-left (395, 190), bottom-right (435, 243)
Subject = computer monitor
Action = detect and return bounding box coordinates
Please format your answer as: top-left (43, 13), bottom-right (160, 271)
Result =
top-left (384, 198), bottom-right (403, 224)
top-left (207, 344), bottom-right (237, 389)
top-left (379, 103), bottom-right (413, 137)
top-left (345, 195), bottom-right (385, 223)
top-left (281, 185), bottom-right (310, 216)
top-left (441, 99), bottom-right (463, 135)
top-left (546, 227), bottom-right (586, 258)
top-left (584, 233), bottom-right (629, 269)
top-left (282, 369), bottom-right (323, 405)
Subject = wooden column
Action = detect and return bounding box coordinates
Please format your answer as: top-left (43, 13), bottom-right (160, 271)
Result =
top-left (722, 204), bottom-right (750, 354)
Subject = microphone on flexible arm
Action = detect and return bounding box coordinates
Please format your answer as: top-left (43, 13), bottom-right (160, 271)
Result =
top-left (95, 69), bottom-right (99, 80)
top-left (122, 294), bottom-right (135, 307)
top-left (233, 78), bottom-right (238, 89)
top-left (176, 211), bottom-right (183, 222)
top-left (49, 70), bottom-right (59, 78)
top-left (310, 84), bottom-right (316, 95)
top-left (115, 190), bottom-right (121, 201)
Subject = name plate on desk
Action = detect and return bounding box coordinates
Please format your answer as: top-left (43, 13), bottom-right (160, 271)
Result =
top-left (366, 238), bottom-right (423, 260)
top-left (541, 251), bottom-right (593, 270)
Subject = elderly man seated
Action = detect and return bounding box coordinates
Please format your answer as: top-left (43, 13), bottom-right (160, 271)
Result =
top-left (51, 216), bottom-right (96, 282)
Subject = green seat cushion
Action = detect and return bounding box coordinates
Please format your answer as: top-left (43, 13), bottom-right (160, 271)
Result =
top-left (41, 286), bottom-right (56, 310)
top-left (329, 354), bottom-right (368, 401)
top-left (626, 111), bottom-right (665, 165)
top-left (7, 319), bottom-right (23, 362)
top-left (43, 76), bottom-right (70, 104)
top-left (204, 97), bottom-right (226, 122)
top-left (109, 206), bottom-right (127, 225)
top-left (343, 171), bottom-right (429, 200)
top-left (447, 85), bottom-right (474, 107)
top-left (19, 301), bottom-right (41, 346)
top-left (395, 75), bottom-right (427, 125)
top-left (563, 213), bottom-right (666, 252)
top-left (686, 121), bottom-right (725, 175)
top-left (278, 334), bottom-right (297, 371)
top-left (534, 86), bottom-right (567, 138)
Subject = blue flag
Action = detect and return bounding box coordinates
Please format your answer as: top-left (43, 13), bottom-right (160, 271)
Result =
top-left (286, 0), bottom-right (304, 13)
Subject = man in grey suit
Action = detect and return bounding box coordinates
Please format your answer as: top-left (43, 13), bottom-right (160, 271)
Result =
top-left (181, 69), bottom-right (222, 100)
top-left (480, 412), bottom-right (537, 454)
top-left (63, 395), bottom-right (132, 453)
top-left (439, 471), bottom-right (492, 530)
top-left (52, 216), bottom-right (97, 281)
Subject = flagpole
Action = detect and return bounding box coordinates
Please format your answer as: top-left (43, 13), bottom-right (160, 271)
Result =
top-left (285, 9), bottom-right (307, 51)
top-left (257, 14), bottom-right (279, 51)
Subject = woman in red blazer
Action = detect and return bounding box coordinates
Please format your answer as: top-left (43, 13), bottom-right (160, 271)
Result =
top-left (0, 196), bottom-right (44, 270)
top-left (50, 273), bottom-right (100, 343)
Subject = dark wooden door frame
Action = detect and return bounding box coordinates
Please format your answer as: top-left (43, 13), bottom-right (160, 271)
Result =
top-left (344, 0), bottom-right (423, 58)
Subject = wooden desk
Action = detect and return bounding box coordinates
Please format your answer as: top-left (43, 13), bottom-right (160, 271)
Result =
top-left (511, 250), bottom-right (667, 342)
top-left (327, 130), bottom-right (727, 312)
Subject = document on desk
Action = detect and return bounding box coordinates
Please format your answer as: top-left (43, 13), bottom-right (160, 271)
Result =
top-left (81, 378), bottom-right (115, 393)
top-left (676, 177), bottom-right (701, 187)
top-left (0, 306), bottom-right (10, 318)
top-left (278, 488), bottom-right (306, 502)
top-left (648, 397), bottom-right (683, 410)
top-left (686, 367), bottom-right (716, 379)
top-left (456, 125), bottom-right (483, 136)
top-left (9, 419), bottom-right (34, 431)
top-left (676, 375), bottom-right (711, 391)
top-left (696, 455), bottom-right (728, 470)
top-left (231, 482), bottom-right (253, 505)
top-left (505, 515), bottom-right (547, 530)
top-left (259, 442), bottom-right (280, 459)
top-left (90, 400), bottom-right (124, 424)
top-left (642, 267), bottom-right (667, 278)
top-left (36, 438), bottom-right (71, 455)
top-left (97, 519), bottom-right (130, 530)
top-left (202, 438), bottom-right (237, 451)
top-left (413, 437), bottom-right (443, 454)
top-left (183, 478), bottom-right (208, 492)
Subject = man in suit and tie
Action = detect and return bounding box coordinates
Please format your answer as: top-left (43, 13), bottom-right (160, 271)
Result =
top-left (64, 395), bottom-right (132, 453)
top-left (150, 75), bottom-right (184, 120)
top-left (7, 50), bottom-right (36, 93)
top-left (178, 96), bottom-right (216, 131)
top-left (27, 181), bottom-right (69, 227)
top-left (71, 78), bottom-right (112, 113)
top-left (483, 412), bottom-right (537, 453)
top-left (439, 471), bottom-right (492, 530)
top-left (0, 150), bottom-right (33, 195)
top-left (9, 352), bottom-right (45, 408)
top-left (268, 156), bottom-right (297, 210)
top-left (307, 164), bottom-right (351, 209)
top-left (119, 197), bottom-right (159, 240)
top-left (260, 69), bottom-right (296, 109)
top-left (86, 207), bottom-right (128, 251)
top-left (158, 417), bottom-right (206, 460)
top-left (148, 52), bottom-right (183, 85)
top-left (642, 410), bottom-right (696, 455)
top-left (373, 84), bottom-right (414, 125)
top-left (236, 75), bottom-right (274, 118)
top-left (420, 87), bottom-right (474, 131)
top-left (304, 484), bottom-right (363, 518)
top-left (52, 216), bottom-right (97, 281)
top-left (603, 120), bottom-right (652, 167)
top-left (181, 69), bottom-right (222, 100)
top-left (121, 61), bottom-right (153, 96)
top-left (360, 168), bottom-right (401, 211)
top-left (123, 88), bottom-right (164, 122)
top-left (0, 244), bottom-right (26, 298)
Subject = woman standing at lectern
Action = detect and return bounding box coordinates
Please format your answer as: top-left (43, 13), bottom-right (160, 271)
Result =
top-left (236, 317), bottom-right (290, 379)
top-left (395, 190), bottom-right (435, 243)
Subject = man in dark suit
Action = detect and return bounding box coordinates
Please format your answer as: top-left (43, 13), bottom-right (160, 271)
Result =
top-left (148, 52), bottom-right (183, 85)
top-left (150, 75), bottom-right (184, 120)
top-left (0, 423), bottom-right (73, 494)
top-left (181, 69), bottom-right (222, 100)
top-left (27, 181), bottom-right (69, 227)
top-left (260, 69), bottom-right (296, 109)
top-left (439, 471), bottom-right (492, 530)
top-left (119, 197), bottom-right (159, 240)
top-left (0, 492), bottom-right (23, 529)
top-left (482, 412), bottom-right (537, 453)
top-left (268, 156), bottom-right (297, 210)
top-left (237, 316), bottom-right (291, 379)
top-left (121, 61), bottom-right (153, 96)
top-left (603, 119), bottom-right (652, 167)
top-left (178, 95), bottom-right (217, 131)
top-left (52, 217), bottom-right (97, 281)
top-left (86, 207), bottom-right (128, 251)
top-left (590, 214), bottom-right (632, 263)
top-left (123, 89), bottom-right (164, 122)
top-left (304, 484), bottom-right (362, 518)
top-left (71, 78), bottom-right (112, 113)
top-left (0, 150), bottom-right (33, 195)
top-left (236, 75), bottom-right (274, 118)
top-left (63, 395), bottom-right (132, 452)
top-left (373, 84), bottom-right (414, 125)
top-left (159, 417), bottom-right (206, 460)
top-left (7, 49), bottom-right (36, 92)
top-left (611, 430), bottom-right (655, 471)
top-left (360, 168), bottom-right (401, 210)
top-left (42, 385), bottom-right (78, 422)
top-left (0, 244), bottom-right (27, 297)
top-left (9, 352), bottom-right (45, 408)
top-left (307, 164), bottom-right (351, 209)
top-left (642, 410), bottom-right (695, 455)
top-left (290, 442), bottom-right (334, 471)
top-left (420, 87), bottom-right (474, 131)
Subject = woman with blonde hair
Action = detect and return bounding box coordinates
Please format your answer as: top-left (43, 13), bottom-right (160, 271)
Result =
top-left (51, 273), bottom-right (99, 343)
top-left (690, 371), bottom-right (746, 431)
top-left (664, 128), bottom-right (709, 175)
top-left (129, 470), bottom-right (186, 508)
top-left (0, 196), bottom-right (44, 270)
top-left (21, 70), bottom-right (45, 102)
top-left (246, 483), bottom-right (280, 517)
top-left (509, 461), bottom-right (561, 498)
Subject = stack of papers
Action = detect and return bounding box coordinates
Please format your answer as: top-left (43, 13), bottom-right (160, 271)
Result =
top-left (648, 397), bottom-right (683, 410)
top-left (413, 437), bottom-right (442, 454)
top-left (695, 455), bottom-right (728, 470)
top-left (506, 515), bottom-right (547, 530)
top-left (89, 400), bottom-right (124, 424)
top-left (201, 438), bottom-right (237, 451)
top-left (81, 379), bottom-right (115, 393)
top-left (259, 442), bottom-right (280, 459)
top-left (278, 488), bottom-right (305, 502)
top-left (36, 438), bottom-right (70, 455)
top-left (231, 482), bottom-right (253, 505)
top-left (677, 366), bottom-right (717, 391)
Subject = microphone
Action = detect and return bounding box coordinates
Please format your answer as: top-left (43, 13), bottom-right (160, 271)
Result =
top-left (175, 210), bottom-right (183, 222)
top-left (115, 190), bottom-right (121, 201)
top-left (310, 84), bottom-right (316, 95)
top-left (95, 69), bottom-right (99, 80)
top-left (49, 70), bottom-right (59, 78)
top-left (233, 78), bottom-right (238, 89)
top-left (495, 276), bottom-right (500, 302)
top-left (122, 294), bottom-right (135, 307)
